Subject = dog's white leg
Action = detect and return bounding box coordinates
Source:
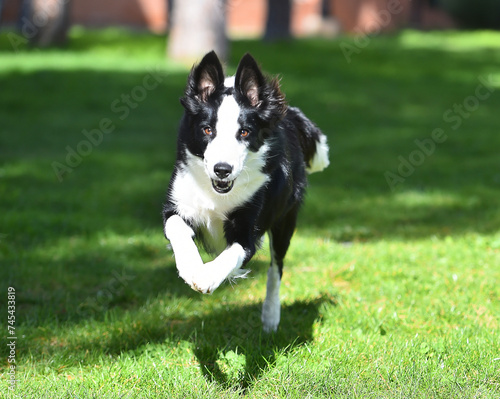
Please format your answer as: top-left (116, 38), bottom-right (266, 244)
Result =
top-left (165, 215), bottom-right (248, 294)
top-left (262, 263), bottom-right (281, 333)
top-left (262, 233), bottom-right (281, 332)
top-left (190, 243), bottom-right (247, 294)
top-left (164, 215), bottom-right (204, 287)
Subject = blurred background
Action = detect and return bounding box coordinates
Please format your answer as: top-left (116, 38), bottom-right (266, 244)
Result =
top-left (1, 0), bottom-right (499, 61)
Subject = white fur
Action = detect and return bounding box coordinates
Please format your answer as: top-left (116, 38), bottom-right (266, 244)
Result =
top-left (164, 214), bottom-right (247, 294)
top-left (164, 214), bottom-right (203, 284)
top-left (262, 233), bottom-right (281, 332)
top-left (191, 243), bottom-right (247, 294)
top-left (307, 134), bottom-right (330, 174)
top-left (224, 76), bottom-right (235, 87)
top-left (204, 95), bottom-right (246, 182)
top-left (171, 147), bottom-right (269, 254)
top-left (262, 265), bottom-right (281, 332)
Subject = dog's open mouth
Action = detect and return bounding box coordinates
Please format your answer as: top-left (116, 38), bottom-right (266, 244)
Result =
top-left (211, 179), bottom-right (234, 194)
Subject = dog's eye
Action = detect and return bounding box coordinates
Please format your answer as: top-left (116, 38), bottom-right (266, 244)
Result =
top-left (203, 127), bottom-right (213, 136)
top-left (240, 129), bottom-right (250, 138)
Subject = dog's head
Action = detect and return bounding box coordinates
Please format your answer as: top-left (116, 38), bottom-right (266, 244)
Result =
top-left (179, 51), bottom-right (287, 195)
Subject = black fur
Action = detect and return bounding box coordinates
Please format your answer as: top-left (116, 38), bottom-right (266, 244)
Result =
top-left (163, 51), bottom-right (326, 279)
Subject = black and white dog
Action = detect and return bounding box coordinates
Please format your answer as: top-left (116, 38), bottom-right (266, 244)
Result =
top-left (163, 51), bottom-right (329, 332)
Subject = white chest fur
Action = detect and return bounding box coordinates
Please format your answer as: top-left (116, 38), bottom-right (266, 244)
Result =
top-left (170, 150), bottom-right (269, 255)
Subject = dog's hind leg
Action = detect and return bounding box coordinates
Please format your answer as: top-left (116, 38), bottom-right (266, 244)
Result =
top-left (262, 209), bottom-right (299, 332)
top-left (262, 232), bottom-right (282, 333)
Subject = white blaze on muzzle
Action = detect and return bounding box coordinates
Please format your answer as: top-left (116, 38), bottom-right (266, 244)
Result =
top-left (204, 95), bottom-right (247, 193)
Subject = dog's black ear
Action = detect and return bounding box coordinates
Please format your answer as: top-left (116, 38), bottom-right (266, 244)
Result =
top-left (235, 53), bottom-right (266, 107)
top-left (186, 51), bottom-right (225, 102)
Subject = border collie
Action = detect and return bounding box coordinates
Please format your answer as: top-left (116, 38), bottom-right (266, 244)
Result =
top-left (163, 51), bottom-right (329, 332)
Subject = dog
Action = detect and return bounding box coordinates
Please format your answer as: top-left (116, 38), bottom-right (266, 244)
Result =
top-left (162, 51), bottom-right (329, 332)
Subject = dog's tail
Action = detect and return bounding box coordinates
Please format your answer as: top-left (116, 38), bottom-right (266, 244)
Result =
top-left (288, 107), bottom-right (330, 174)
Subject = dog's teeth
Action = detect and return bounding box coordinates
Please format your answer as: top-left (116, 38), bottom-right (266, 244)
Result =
top-left (211, 179), bottom-right (234, 194)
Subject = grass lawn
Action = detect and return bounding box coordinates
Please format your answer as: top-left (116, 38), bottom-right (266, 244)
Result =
top-left (0, 28), bottom-right (499, 398)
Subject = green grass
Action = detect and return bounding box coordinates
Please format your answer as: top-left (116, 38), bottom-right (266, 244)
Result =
top-left (1, 28), bottom-right (499, 398)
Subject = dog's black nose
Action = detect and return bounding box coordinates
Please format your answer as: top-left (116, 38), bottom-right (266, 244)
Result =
top-left (214, 162), bottom-right (233, 179)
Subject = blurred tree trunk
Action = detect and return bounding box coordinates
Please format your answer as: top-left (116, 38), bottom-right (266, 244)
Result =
top-left (167, 0), bottom-right (174, 32)
top-left (167, 0), bottom-right (228, 65)
top-left (25, 0), bottom-right (71, 47)
top-left (264, 0), bottom-right (291, 41)
top-left (0, 1), bottom-right (4, 26)
top-left (409, 0), bottom-right (424, 28)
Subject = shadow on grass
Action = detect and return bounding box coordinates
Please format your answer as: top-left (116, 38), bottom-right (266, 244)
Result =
top-left (11, 252), bottom-right (335, 392)
top-left (168, 294), bottom-right (335, 392)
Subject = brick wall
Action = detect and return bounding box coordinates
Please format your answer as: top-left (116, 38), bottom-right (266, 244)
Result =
top-left (0, 0), bottom-right (453, 36)
top-left (1, 0), bottom-right (167, 32)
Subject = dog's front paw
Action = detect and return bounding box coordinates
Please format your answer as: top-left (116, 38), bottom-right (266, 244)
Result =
top-left (190, 269), bottom-right (221, 294)
top-left (178, 270), bottom-right (214, 294)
